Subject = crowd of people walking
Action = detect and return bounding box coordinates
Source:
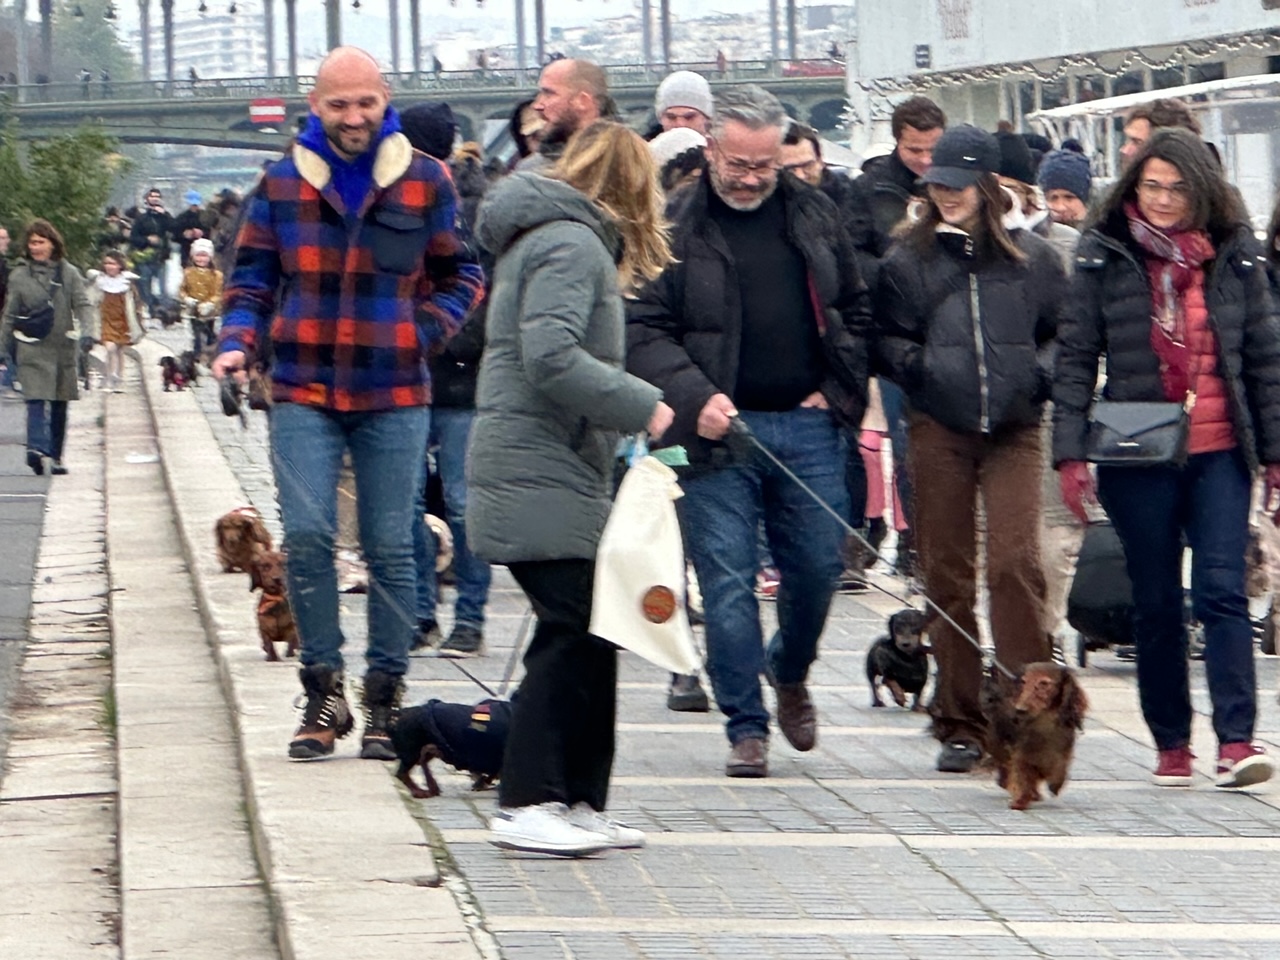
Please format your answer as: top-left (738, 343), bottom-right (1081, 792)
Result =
top-left (6, 41), bottom-right (1274, 859)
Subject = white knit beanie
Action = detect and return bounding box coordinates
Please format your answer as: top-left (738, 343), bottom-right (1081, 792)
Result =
top-left (648, 127), bottom-right (708, 168)
top-left (190, 238), bottom-right (214, 259)
top-left (654, 70), bottom-right (713, 120)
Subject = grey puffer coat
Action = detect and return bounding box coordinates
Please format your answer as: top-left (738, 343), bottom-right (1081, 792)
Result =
top-left (0, 259), bottom-right (90, 402)
top-left (466, 172), bottom-right (662, 563)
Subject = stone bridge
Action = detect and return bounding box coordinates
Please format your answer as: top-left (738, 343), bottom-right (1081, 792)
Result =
top-left (0, 61), bottom-right (849, 151)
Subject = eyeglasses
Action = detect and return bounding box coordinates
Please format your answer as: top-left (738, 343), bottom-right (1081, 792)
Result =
top-left (1137, 179), bottom-right (1191, 202)
top-left (711, 142), bottom-right (779, 177)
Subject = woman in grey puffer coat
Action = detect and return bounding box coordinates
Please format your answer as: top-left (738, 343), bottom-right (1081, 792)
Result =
top-left (468, 122), bottom-right (674, 856)
top-left (0, 219), bottom-right (90, 475)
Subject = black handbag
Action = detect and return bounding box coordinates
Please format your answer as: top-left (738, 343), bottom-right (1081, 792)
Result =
top-left (1085, 401), bottom-right (1189, 466)
top-left (12, 263), bottom-right (62, 341)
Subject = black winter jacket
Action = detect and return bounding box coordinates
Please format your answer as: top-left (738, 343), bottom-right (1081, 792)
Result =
top-left (849, 151), bottom-right (925, 260)
top-left (818, 167), bottom-right (879, 288)
top-left (876, 227), bottom-right (1066, 436)
top-left (429, 156), bottom-right (491, 408)
top-left (626, 175), bottom-right (870, 466)
top-left (1052, 209), bottom-right (1280, 471)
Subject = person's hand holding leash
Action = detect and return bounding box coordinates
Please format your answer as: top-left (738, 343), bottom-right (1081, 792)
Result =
top-left (697, 392), bottom-right (738, 440)
top-left (1058, 460), bottom-right (1096, 524)
top-left (212, 349), bottom-right (248, 385)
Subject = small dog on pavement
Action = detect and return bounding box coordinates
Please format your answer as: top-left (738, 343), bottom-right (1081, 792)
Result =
top-left (982, 662), bottom-right (1089, 811)
top-left (389, 698), bottom-right (513, 798)
top-left (215, 506), bottom-right (274, 573)
top-left (158, 355), bottom-right (187, 391)
top-left (178, 350), bottom-right (200, 388)
top-left (866, 608), bottom-right (931, 710)
top-left (250, 549), bottom-right (298, 661)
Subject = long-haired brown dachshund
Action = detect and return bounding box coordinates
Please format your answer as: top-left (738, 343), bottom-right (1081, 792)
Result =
top-left (215, 506), bottom-right (273, 573)
top-left (250, 549), bottom-right (298, 661)
top-left (983, 662), bottom-right (1089, 811)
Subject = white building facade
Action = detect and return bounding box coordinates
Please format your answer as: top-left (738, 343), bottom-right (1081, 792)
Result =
top-left (848, 0), bottom-right (1280, 148)
top-left (136, 4), bottom-right (270, 80)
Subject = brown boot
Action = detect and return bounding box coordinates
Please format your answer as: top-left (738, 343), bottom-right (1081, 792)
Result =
top-left (772, 681), bottom-right (817, 752)
top-left (360, 671), bottom-right (404, 760)
top-left (726, 737), bottom-right (769, 778)
top-left (288, 665), bottom-right (354, 760)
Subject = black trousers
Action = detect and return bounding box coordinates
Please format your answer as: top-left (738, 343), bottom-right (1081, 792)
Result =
top-left (499, 558), bottom-right (618, 812)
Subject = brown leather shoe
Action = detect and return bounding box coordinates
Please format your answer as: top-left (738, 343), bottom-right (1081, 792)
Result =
top-left (726, 737), bottom-right (769, 778)
top-left (773, 681), bottom-right (817, 752)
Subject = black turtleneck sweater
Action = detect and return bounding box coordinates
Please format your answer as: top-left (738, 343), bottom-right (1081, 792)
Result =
top-left (708, 187), bottom-right (822, 412)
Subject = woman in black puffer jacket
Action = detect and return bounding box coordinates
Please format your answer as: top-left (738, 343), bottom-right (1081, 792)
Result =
top-left (1054, 128), bottom-right (1280, 790)
top-left (875, 125), bottom-right (1066, 774)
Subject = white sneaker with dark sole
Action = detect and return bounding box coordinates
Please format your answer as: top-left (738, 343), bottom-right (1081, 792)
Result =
top-left (489, 802), bottom-right (611, 856)
top-left (566, 802), bottom-right (647, 849)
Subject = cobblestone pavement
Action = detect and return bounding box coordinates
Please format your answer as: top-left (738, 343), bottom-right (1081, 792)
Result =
top-left (157, 328), bottom-right (1280, 959)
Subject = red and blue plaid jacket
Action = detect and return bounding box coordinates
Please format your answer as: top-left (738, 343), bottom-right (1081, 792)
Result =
top-left (220, 132), bottom-right (484, 411)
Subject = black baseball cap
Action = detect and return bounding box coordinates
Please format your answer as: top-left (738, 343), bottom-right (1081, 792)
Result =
top-left (919, 124), bottom-right (1001, 190)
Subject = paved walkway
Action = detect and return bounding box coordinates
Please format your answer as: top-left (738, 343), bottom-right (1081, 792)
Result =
top-left (4, 328), bottom-right (1280, 958)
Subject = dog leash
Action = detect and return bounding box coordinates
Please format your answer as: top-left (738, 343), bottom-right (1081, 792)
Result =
top-left (727, 416), bottom-right (1017, 680)
top-left (441, 605), bottom-right (534, 699)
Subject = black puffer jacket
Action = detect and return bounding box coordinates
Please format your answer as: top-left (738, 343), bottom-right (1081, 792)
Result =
top-left (875, 227), bottom-right (1066, 436)
top-left (818, 167), bottom-right (879, 288)
top-left (849, 151), bottom-right (924, 259)
top-left (626, 175), bottom-right (870, 466)
top-left (1053, 207), bottom-right (1280, 471)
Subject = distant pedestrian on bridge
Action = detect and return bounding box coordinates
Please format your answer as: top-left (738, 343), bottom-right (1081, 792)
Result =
top-left (212, 46), bottom-right (483, 764)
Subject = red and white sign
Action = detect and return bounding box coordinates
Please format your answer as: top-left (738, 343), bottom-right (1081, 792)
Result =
top-left (249, 98), bottom-right (287, 125)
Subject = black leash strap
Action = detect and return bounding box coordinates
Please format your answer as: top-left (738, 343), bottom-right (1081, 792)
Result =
top-left (727, 416), bottom-right (1016, 680)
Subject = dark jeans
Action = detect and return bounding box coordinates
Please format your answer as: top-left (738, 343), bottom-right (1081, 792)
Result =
top-left (270, 403), bottom-right (430, 677)
top-left (413, 406), bottom-right (492, 628)
top-left (1098, 449), bottom-right (1256, 749)
top-left (498, 558), bottom-right (617, 812)
top-left (678, 407), bottom-right (847, 744)
top-left (27, 400), bottom-right (68, 460)
top-left (137, 258), bottom-right (165, 313)
top-left (191, 319), bottom-right (216, 356)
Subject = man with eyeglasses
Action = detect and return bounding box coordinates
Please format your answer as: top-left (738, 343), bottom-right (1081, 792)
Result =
top-left (628, 85), bottom-right (869, 779)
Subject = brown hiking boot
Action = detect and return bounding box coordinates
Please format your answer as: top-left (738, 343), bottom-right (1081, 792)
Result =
top-left (725, 737), bottom-right (769, 778)
top-left (772, 681), bottom-right (817, 752)
top-left (360, 671), bottom-right (404, 761)
top-left (288, 666), bottom-right (354, 760)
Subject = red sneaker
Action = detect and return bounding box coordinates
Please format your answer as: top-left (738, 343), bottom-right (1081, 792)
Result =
top-left (1215, 742), bottom-right (1275, 789)
top-left (1152, 746), bottom-right (1195, 787)
top-left (755, 567), bottom-right (780, 601)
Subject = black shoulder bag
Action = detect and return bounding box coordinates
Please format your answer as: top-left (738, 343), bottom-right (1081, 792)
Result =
top-left (13, 263), bottom-right (63, 341)
top-left (1085, 352), bottom-right (1197, 467)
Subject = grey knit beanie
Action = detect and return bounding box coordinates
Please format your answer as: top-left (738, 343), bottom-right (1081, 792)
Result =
top-left (655, 70), bottom-right (713, 119)
top-left (1037, 149), bottom-right (1092, 203)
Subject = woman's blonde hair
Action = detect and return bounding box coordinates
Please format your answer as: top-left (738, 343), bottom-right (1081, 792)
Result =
top-left (552, 121), bottom-right (674, 291)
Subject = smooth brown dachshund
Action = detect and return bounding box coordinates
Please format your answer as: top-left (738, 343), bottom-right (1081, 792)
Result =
top-left (215, 506), bottom-right (273, 573)
top-left (250, 549), bottom-right (298, 661)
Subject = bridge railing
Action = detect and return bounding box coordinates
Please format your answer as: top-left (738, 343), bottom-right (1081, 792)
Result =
top-left (0, 59), bottom-right (845, 107)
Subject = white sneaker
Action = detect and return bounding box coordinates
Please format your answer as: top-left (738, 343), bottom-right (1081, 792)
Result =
top-left (566, 802), bottom-right (647, 849)
top-left (488, 802), bottom-right (611, 856)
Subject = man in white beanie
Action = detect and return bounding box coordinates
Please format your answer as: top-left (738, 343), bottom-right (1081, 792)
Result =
top-left (655, 70), bottom-right (713, 135)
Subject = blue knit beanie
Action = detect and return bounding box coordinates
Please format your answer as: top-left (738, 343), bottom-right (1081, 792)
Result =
top-left (1037, 149), bottom-right (1092, 203)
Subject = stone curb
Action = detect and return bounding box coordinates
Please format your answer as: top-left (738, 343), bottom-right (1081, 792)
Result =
top-left (129, 341), bottom-right (479, 960)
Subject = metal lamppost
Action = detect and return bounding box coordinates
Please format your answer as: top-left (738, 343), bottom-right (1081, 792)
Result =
top-left (38, 0), bottom-right (53, 80)
top-left (388, 0), bottom-right (399, 74)
top-left (786, 0), bottom-right (798, 61)
top-left (324, 0), bottom-right (340, 51)
top-left (409, 0), bottom-right (421, 73)
top-left (161, 0), bottom-right (175, 82)
top-left (14, 0), bottom-right (29, 88)
top-left (264, 0), bottom-right (276, 77)
top-left (284, 0), bottom-right (298, 84)
top-left (659, 0), bottom-right (671, 68)
top-left (533, 0), bottom-right (544, 67)
top-left (514, 0), bottom-right (525, 75)
top-left (137, 0), bottom-right (151, 80)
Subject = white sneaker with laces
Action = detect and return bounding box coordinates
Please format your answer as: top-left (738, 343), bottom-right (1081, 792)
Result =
top-left (488, 802), bottom-right (611, 856)
top-left (567, 802), bottom-right (647, 849)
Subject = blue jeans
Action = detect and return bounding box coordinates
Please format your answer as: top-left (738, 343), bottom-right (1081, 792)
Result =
top-left (1098, 449), bottom-right (1256, 749)
top-left (413, 406), bottom-right (491, 629)
top-left (137, 258), bottom-right (165, 312)
top-left (27, 400), bottom-right (68, 459)
top-left (678, 408), bottom-right (848, 744)
top-left (270, 403), bottom-right (430, 677)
